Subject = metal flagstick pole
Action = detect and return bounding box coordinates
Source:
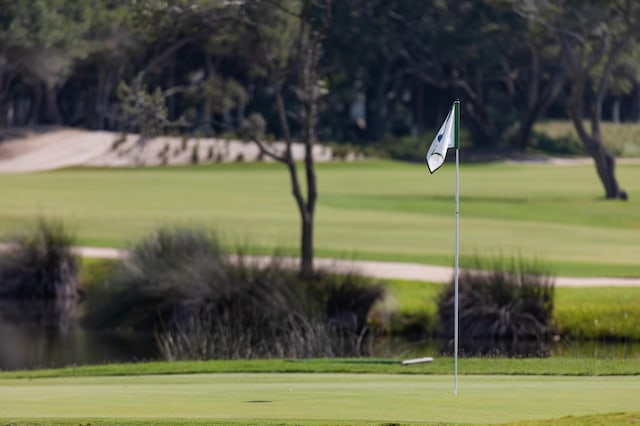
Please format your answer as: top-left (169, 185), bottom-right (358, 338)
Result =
top-left (454, 146), bottom-right (459, 395)
top-left (453, 100), bottom-right (460, 395)
top-left (425, 100), bottom-right (460, 393)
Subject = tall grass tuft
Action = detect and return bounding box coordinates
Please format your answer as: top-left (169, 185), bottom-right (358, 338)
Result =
top-left (0, 219), bottom-right (78, 300)
top-left (437, 256), bottom-right (555, 356)
top-left (85, 228), bottom-right (386, 360)
top-left (83, 228), bottom-right (227, 330)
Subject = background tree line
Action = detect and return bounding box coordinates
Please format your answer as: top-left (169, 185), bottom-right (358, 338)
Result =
top-left (1, 0), bottom-right (639, 198)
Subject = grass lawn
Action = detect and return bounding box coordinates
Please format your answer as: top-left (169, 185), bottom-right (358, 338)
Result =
top-left (381, 280), bottom-right (640, 341)
top-left (1, 358), bottom-right (639, 425)
top-left (1, 155), bottom-right (639, 425)
top-left (0, 373), bottom-right (638, 424)
top-left (0, 161), bottom-right (638, 277)
top-left (535, 120), bottom-right (640, 156)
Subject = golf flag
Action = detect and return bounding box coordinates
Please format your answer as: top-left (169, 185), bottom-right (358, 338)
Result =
top-left (426, 100), bottom-right (461, 394)
top-left (426, 102), bottom-right (459, 173)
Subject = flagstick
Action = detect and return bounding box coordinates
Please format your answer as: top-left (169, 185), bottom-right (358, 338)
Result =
top-left (454, 146), bottom-right (460, 395)
top-left (425, 100), bottom-right (460, 394)
top-left (453, 100), bottom-right (460, 395)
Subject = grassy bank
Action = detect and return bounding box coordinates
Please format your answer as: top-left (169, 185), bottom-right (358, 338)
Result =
top-left (383, 279), bottom-right (640, 342)
top-left (554, 286), bottom-right (640, 341)
top-left (2, 356), bottom-right (639, 379)
top-left (0, 161), bottom-right (639, 277)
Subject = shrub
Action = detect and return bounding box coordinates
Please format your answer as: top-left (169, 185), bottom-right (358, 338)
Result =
top-left (157, 263), bottom-right (386, 360)
top-left (0, 219), bottom-right (79, 300)
top-left (83, 228), bottom-right (225, 331)
top-left (85, 228), bottom-right (387, 360)
top-left (376, 135), bottom-right (424, 162)
top-left (436, 257), bottom-right (555, 355)
top-left (530, 130), bottom-right (584, 155)
top-left (375, 128), bottom-right (470, 162)
top-left (157, 266), bottom-right (334, 360)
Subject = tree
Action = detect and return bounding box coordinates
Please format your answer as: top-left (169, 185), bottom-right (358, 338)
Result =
top-left (113, 1), bottom-right (243, 145)
top-left (387, 0), bottom-right (527, 147)
top-left (0, 0), bottom-right (94, 124)
top-left (517, 0), bottom-right (640, 199)
top-left (112, 0), bottom-right (327, 275)
top-left (323, 1), bottom-right (416, 142)
top-left (238, 0), bottom-right (330, 276)
top-left (506, 19), bottom-right (566, 151)
top-left (79, 2), bottom-right (144, 130)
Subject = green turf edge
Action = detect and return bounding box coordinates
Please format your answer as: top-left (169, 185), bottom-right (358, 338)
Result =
top-left (501, 411), bottom-right (640, 426)
top-left (1, 357), bottom-right (639, 379)
top-left (2, 412), bottom-right (640, 426)
top-left (0, 420), bottom-right (399, 426)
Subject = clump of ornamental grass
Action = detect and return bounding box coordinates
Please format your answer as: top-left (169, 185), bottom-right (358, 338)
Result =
top-left (0, 219), bottom-right (79, 300)
top-left (437, 256), bottom-right (555, 355)
top-left (0, 219), bottom-right (79, 330)
top-left (84, 227), bottom-right (387, 360)
top-left (83, 227), bottom-right (226, 331)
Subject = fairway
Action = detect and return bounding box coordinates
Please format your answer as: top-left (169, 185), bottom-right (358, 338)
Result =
top-left (0, 373), bottom-right (638, 424)
top-left (0, 160), bottom-right (639, 276)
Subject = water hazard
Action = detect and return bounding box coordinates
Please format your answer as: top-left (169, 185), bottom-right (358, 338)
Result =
top-left (0, 301), bottom-right (638, 371)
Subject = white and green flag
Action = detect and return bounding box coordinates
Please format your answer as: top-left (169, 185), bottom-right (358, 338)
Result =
top-left (426, 100), bottom-right (461, 394)
top-left (426, 102), bottom-right (459, 173)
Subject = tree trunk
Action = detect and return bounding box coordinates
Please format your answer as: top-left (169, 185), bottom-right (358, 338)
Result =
top-left (366, 60), bottom-right (392, 141)
top-left (463, 102), bottom-right (499, 147)
top-left (611, 98), bottom-right (621, 123)
top-left (570, 102), bottom-right (627, 200)
top-left (298, 36), bottom-right (319, 278)
top-left (44, 83), bottom-right (62, 124)
top-left (510, 61), bottom-right (564, 151)
top-left (29, 84), bottom-right (43, 125)
top-left (586, 136), bottom-right (627, 200)
top-left (567, 71), bottom-right (627, 200)
top-left (300, 212), bottom-right (313, 277)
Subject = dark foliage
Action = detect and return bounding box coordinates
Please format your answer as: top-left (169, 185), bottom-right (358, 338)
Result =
top-left (530, 131), bottom-right (584, 155)
top-left (84, 228), bottom-right (387, 360)
top-left (83, 227), bottom-right (227, 330)
top-left (0, 298), bottom-right (76, 332)
top-left (0, 219), bottom-right (79, 300)
top-left (437, 257), bottom-right (555, 355)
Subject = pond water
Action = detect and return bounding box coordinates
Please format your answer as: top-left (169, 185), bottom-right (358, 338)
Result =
top-left (0, 301), bottom-right (638, 371)
top-left (0, 319), bottom-right (157, 371)
top-left (0, 300), bottom-right (157, 371)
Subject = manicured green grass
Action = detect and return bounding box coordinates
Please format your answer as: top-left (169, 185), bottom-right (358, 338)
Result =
top-left (0, 372), bottom-right (638, 424)
top-left (2, 357), bottom-right (638, 379)
top-left (0, 161), bottom-right (639, 276)
top-left (2, 413), bottom-right (640, 425)
top-left (1, 359), bottom-right (639, 425)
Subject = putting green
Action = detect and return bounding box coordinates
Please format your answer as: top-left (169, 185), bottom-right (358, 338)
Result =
top-left (0, 373), bottom-right (638, 424)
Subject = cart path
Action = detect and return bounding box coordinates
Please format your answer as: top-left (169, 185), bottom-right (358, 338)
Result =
top-left (75, 246), bottom-right (640, 287)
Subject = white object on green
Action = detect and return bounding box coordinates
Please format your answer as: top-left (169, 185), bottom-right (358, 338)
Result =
top-left (401, 357), bottom-right (434, 366)
top-left (426, 102), bottom-right (459, 173)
